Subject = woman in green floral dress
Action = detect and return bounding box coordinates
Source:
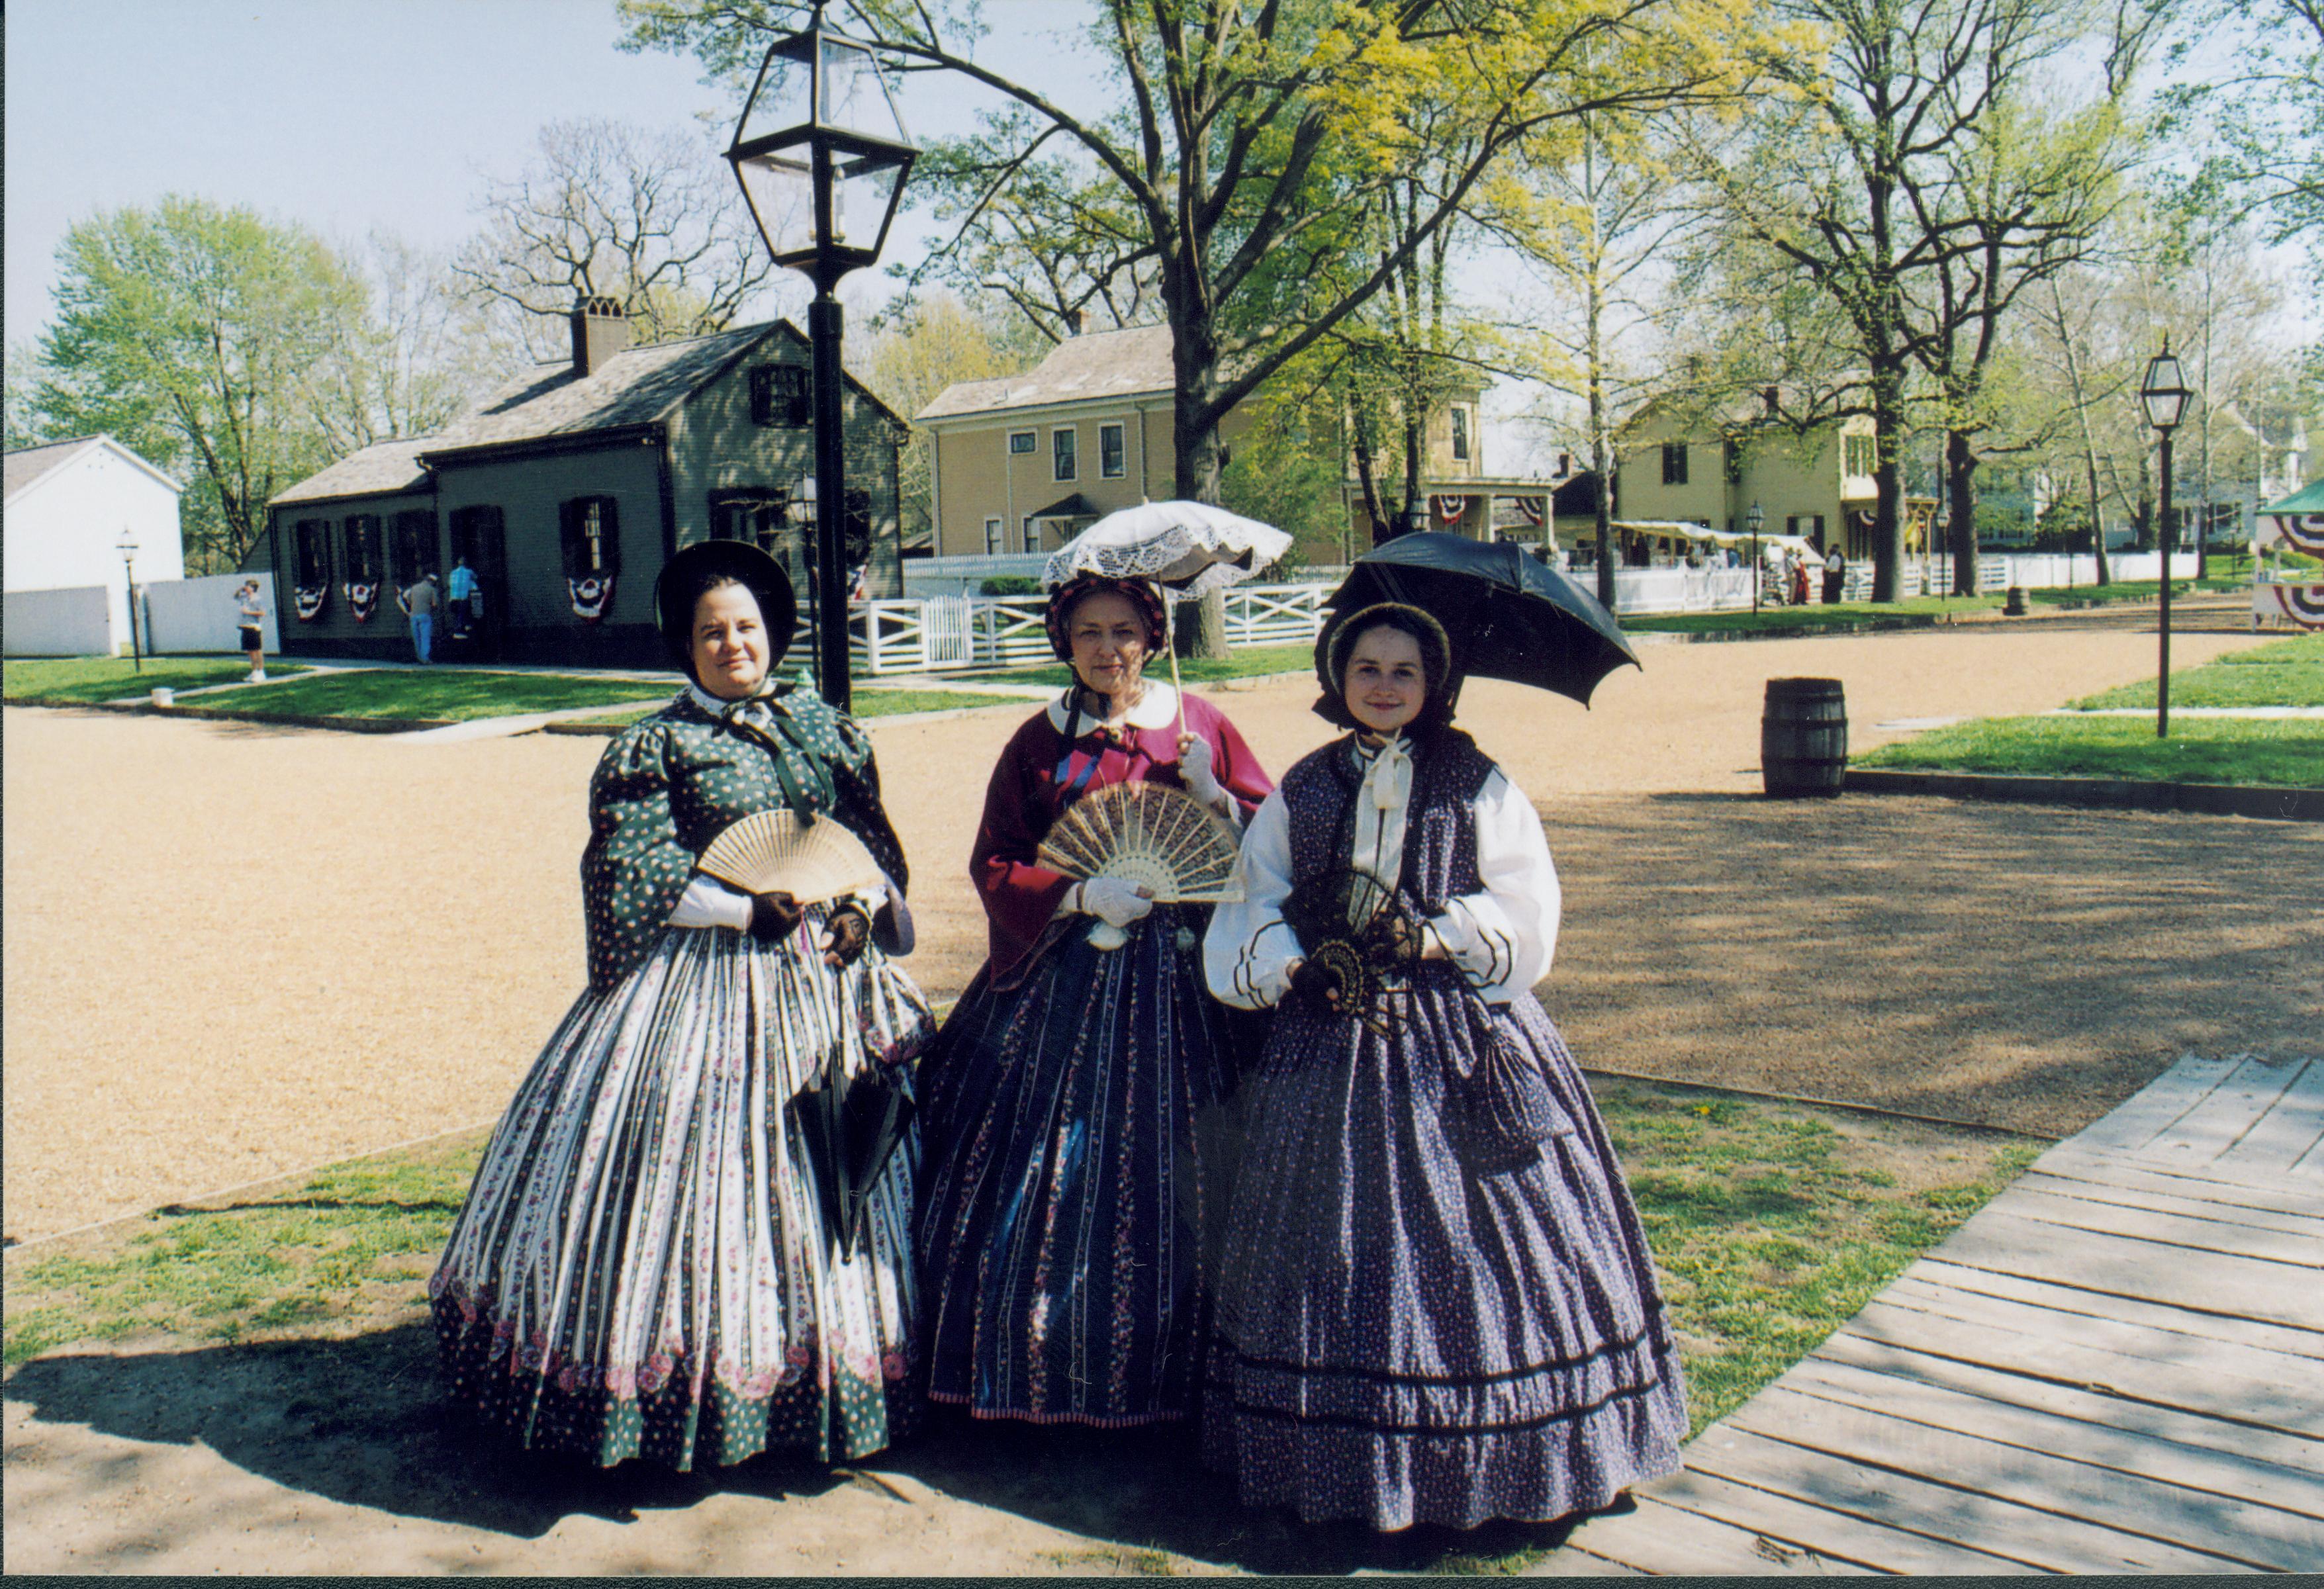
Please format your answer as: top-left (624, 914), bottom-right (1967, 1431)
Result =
top-left (430, 541), bottom-right (933, 1471)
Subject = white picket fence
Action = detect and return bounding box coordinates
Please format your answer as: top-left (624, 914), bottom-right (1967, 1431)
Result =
top-left (847, 550), bottom-right (2207, 675)
top-left (851, 582), bottom-right (1334, 675)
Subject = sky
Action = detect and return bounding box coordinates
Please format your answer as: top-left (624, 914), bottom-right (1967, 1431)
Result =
top-left (1, 0), bottom-right (1104, 341)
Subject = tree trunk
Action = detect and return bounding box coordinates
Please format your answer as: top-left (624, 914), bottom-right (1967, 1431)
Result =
top-left (1349, 385), bottom-right (1389, 546)
top-left (1946, 429), bottom-right (1978, 596)
top-left (1400, 408), bottom-right (1424, 534)
top-left (1869, 360), bottom-right (1909, 602)
top-left (1172, 346), bottom-right (1231, 659)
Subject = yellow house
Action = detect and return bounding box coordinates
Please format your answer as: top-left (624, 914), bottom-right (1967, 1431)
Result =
top-left (1616, 391), bottom-right (1929, 559)
top-left (917, 325), bottom-right (1239, 559)
top-left (917, 323), bottom-right (1560, 561)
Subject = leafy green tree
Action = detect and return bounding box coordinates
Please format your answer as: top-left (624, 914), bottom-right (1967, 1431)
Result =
top-left (860, 293), bottom-right (1041, 548)
top-left (624, 0), bottom-right (1742, 652)
top-left (26, 196), bottom-right (368, 573)
top-left (2162, 0), bottom-right (2324, 262)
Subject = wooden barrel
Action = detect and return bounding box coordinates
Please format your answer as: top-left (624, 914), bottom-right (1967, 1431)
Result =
top-left (1762, 677), bottom-right (1848, 797)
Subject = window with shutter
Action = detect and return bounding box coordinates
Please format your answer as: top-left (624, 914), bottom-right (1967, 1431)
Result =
top-left (1661, 443), bottom-right (1688, 486)
top-left (342, 515), bottom-right (381, 582)
top-left (560, 496), bottom-right (622, 577)
top-left (391, 510), bottom-right (439, 585)
top-left (749, 364), bottom-right (810, 427)
top-left (295, 520), bottom-right (331, 586)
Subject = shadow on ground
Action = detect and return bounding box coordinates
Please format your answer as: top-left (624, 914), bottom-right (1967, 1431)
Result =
top-left (4, 1329), bottom-right (1579, 1572)
top-left (1546, 792), bottom-right (2324, 1138)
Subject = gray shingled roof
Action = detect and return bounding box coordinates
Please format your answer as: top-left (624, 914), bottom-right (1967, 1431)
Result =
top-left (5, 436), bottom-right (101, 502)
top-left (270, 435), bottom-right (437, 506)
top-left (427, 323), bottom-right (777, 455)
top-left (917, 324), bottom-right (1174, 422)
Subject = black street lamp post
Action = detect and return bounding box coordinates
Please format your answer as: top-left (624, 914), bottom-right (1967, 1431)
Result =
top-left (2141, 340), bottom-right (2191, 738)
top-left (725, 3), bottom-right (915, 711)
top-left (115, 527), bottom-right (143, 674)
top-left (1747, 500), bottom-right (1765, 615)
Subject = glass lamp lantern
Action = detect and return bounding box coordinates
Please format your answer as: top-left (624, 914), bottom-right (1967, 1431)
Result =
top-left (2141, 340), bottom-right (2190, 431)
top-left (725, 7), bottom-right (916, 287)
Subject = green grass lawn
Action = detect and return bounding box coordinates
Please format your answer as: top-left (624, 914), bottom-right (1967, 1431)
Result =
top-left (3, 655), bottom-right (312, 704)
top-left (1859, 714), bottom-right (2324, 786)
top-left (3, 1076), bottom-right (2036, 1576)
top-left (171, 668), bottom-right (686, 723)
top-left (2070, 633), bottom-right (2324, 710)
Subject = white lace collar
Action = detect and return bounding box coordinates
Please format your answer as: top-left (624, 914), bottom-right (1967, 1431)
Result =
top-left (687, 680), bottom-right (782, 718)
top-left (1045, 679), bottom-right (1180, 735)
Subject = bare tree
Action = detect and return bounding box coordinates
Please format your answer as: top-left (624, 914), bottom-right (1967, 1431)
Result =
top-left (454, 118), bottom-right (784, 359)
top-left (308, 232), bottom-right (497, 453)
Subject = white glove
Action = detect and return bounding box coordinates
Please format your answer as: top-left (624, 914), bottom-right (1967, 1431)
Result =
top-left (669, 873), bottom-right (755, 931)
top-left (1068, 876), bottom-right (1155, 929)
top-left (1177, 731), bottom-right (1229, 809)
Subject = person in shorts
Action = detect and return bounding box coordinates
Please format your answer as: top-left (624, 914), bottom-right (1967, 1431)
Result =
top-left (237, 580), bottom-right (268, 682)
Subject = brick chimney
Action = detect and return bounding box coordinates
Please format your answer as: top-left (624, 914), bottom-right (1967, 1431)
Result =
top-left (571, 296), bottom-right (631, 377)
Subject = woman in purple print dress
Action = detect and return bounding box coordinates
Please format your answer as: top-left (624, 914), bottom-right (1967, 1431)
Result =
top-left (1202, 602), bottom-right (1686, 1530)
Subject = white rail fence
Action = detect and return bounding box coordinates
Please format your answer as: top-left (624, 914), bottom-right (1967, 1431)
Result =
top-left (850, 551), bottom-right (2208, 676)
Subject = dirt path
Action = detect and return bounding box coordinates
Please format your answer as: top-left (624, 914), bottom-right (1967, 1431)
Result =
top-left (6, 602), bottom-right (2317, 1574)
top-left (3, 606), bottom-right (2295, 1242)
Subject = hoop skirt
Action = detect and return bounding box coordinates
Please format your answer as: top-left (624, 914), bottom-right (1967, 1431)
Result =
top-left (915, 905), bottom-right (1242, 1425)
top-left (1201, 731), bottom-right (1687, 1529)
top-left (430, 918), bottom-right (933, 1469)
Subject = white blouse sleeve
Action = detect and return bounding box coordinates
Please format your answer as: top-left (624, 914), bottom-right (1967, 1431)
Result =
top-left (1203, 788), bottom-right (1303, 1009)
top-left (1427, 770), bottom-right (1560, 1003)
top-left (669, 873), bottom-right (755, 931)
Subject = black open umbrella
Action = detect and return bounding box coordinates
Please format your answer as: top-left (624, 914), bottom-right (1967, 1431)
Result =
top-left (1326, 533), bottom-right (1640, 705)
top-left (788, 1044), bottom-right (915, 1259)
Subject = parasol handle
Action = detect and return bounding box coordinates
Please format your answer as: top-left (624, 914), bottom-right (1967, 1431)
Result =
top-left (1158, 580), bottom-right (1187, 742)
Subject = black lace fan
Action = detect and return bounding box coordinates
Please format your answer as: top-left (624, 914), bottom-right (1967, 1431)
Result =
top-left (1279, 867), bottom-right (1418, 1036)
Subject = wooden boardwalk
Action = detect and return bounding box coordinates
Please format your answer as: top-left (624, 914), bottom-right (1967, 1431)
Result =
top-left (1534, 1052), bottom-right (2324, 1575)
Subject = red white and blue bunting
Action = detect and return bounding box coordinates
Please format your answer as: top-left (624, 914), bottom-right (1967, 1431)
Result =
top-left (1513, 496), bottom-right (1546, 527)
top-left (346, 582), bottom-right (379, 622)
top-left (2260, 583), bottom-right (2324, 630)
top-left (2262, 512), bottom-right (2324, 558)
top-left (1431, 494), bottom-right (1470, 524)
top-left (569, 574), bottom-right (616, 622)
top-left (295, 584), bottom-right (330, 622)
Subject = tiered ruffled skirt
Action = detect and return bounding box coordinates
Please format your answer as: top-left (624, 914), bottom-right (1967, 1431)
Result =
top-left (430, 918), bottom-right (933, 1470)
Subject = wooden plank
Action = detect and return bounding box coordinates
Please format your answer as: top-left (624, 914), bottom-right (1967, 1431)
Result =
top-left (1879, 1271), bottom-right (2324, 1410)
top-left (1927, 1207), bottom-right (2324, 1331)
top-left (1727, 1386), bottom-right (2312, 1570)
top-left (2211, 1057), bottom-right (2324, 1181)
top-left (1908, 1257), bottom-right (2324, 1362)
top-left (2065, 1053), bottom-right (2244, 1154)
top-left (1816, 1328), bottom-right (2324, 1481)
top-left (1978, 1183), bottom-right (2324, 1269)
top-left (1515, 1545), bottom-right (1646, 1575)
top-left (2014, 1167), bottom-right (2324, 1242)
top-left (1555, 1492), bottom-right (1879, 1576)
top-left (1684, 1424), bottom-right (2261, 1574)
top-left (2033, 1144), bottom-right (2324, 1218)
top-left (1784, 1355), bottom-right (2324, 1523)
top-left (1633, 1467), bottom-right (2044, 1574)
top-left (1843, 1296), bottom-right (2324, 1438)
top-left (2140, 1054), bottom-right (2310, 1169)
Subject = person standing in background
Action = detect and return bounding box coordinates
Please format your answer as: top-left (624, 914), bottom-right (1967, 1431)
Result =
top-left (236, 580), bottom-right (268, 682)
top-left (445, 556), bottom-right (478, 639)
top-left (403, 572), bottom-right (438, 663)
top-left (1824, 541), bottom-right (1847, 604)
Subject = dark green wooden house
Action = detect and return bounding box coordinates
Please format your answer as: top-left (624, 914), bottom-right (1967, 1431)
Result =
top-left (250, 299), bottom-right (907, 667)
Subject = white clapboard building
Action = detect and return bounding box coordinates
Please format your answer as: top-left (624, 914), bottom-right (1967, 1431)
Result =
top-left (3, 435), bottom-right (185, 657)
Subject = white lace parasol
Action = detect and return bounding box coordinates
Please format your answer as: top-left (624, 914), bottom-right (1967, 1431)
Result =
top-left (1042, 501), bottom-right (1292, 598)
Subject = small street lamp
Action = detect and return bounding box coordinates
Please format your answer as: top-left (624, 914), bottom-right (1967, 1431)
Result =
top-left (725, 1), bottom-right (915, 711)
top-left (115, 527), bottom-right (143, 674)
top-left (2141, 338), bottom-right (2192, 738)
top-left (1747, 500), bottom-right (1765, 615)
